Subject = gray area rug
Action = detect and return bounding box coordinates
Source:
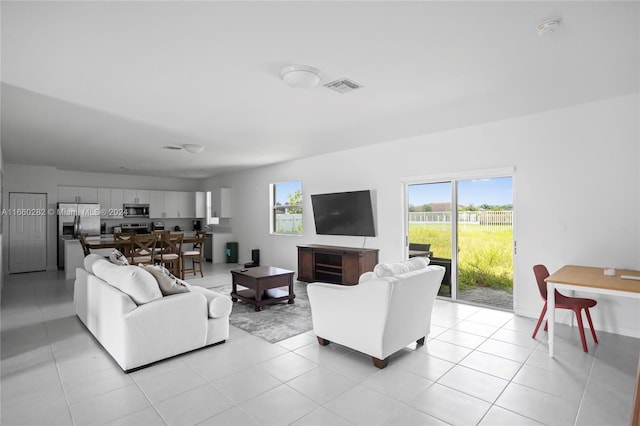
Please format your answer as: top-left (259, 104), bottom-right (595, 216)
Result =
top-left (209, 281), bottom-right (313, 343)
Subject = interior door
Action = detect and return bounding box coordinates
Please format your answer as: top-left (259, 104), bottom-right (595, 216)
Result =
top-left (9, 193), bottom-right (47, 273)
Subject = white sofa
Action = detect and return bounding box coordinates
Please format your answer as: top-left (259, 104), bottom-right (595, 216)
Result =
top-left (74, 254), bottom-right (232, 372)
top-left (308, 257), bottom-right (445, 368)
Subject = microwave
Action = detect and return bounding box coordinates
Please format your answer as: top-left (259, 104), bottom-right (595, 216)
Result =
top-left (123, 204), bottom-right (149, 218)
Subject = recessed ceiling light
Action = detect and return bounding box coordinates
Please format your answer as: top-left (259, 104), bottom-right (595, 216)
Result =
top-left (280, 65), bottom-right (322, 89)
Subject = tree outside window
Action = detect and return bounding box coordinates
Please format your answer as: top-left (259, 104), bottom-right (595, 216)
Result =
top-left (271, 181), bottom-right (303, 235)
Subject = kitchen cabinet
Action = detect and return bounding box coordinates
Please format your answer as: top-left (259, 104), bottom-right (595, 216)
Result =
top-left (97, 188), bottom-right (124, 219)
top-left (212, 187), bottom-right (231, 218)
top-left (58, 186), bottom-right (98, 203)
top-left (177, 191), bottom-right (195, 218)
top-left (195, 191), bottom-right (206, 218)
top-left (123, 189), bottom-right (150, 204)
top-left (150, 191), bottom-right (198, 218)
top-left (149, 190), bottom-right (178, 218)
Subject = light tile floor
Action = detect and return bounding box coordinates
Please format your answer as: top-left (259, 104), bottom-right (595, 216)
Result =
top-left (2, 263), bottom-right (638, 425)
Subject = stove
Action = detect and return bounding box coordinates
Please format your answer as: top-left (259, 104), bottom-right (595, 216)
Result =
top-left (120, 223), bottom-right (150, 234)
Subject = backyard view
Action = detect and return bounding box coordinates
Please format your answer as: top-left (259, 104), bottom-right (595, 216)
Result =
top-left (409, 177), bottom-right (513, 309)
top-left (409, 210), bottom-right (513, 292)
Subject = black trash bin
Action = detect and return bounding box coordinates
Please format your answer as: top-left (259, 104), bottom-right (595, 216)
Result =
top-left (226, 242), bottom-right (238, 263)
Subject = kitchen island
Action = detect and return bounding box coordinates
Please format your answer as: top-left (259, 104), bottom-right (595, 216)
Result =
top-left (63, 236), bottom-right (113, 280)
top-left (63, 232), bottom-right (206, 279)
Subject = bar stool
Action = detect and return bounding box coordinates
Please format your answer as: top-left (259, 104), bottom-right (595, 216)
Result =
top-left (182, 231), bottom-right (206, 278)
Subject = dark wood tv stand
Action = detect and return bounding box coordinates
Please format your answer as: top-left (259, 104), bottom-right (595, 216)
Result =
top-left (297, 244), bottom-right (379, 285)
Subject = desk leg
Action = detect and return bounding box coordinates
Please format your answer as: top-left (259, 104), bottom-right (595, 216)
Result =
top-left (547, 282), bottom-right (556, 357)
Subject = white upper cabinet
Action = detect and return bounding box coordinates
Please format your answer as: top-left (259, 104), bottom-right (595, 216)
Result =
top-left (164, 191), bottom-right (179, 218)
top-left (98, 188), bottom-right (124, 219)
top-left (123, 189), bottom-right (150, 204)
top-left (195, 191), bottom-right (206, 218)
top-left (212, 187), bottom-right (231, 218)
top-left (58, 186), bottom-right (98, 204)
top-left (177, 192), bottom-right (195, 218)
top-left (149, 190), bottom-right (165, 218)
top-left (149, 191), bottom-right (180, 218)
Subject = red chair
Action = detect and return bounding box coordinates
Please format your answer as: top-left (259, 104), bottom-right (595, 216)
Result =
top-left (532, 264), bottom-right (598, 353)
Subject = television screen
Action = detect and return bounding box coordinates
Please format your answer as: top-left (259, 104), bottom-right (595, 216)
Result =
top-left (311, 190), bottom-right (376, 237)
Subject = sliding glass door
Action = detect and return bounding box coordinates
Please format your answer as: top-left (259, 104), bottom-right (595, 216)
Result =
top-left (406, 173), bottom-right (513, 310)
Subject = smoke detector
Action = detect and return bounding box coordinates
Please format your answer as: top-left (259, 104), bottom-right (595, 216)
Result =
top-left (537, 18), bottom-right (561, 37)
top-left (324, 78), bottom-right (363, 94)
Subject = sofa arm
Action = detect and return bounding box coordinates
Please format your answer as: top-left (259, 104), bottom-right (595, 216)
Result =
top-left (188, 286), bottom-right (233, 318)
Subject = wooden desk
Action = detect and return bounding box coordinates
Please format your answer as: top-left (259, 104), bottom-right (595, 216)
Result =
top-left (545, 265), bottom-right (640, 357)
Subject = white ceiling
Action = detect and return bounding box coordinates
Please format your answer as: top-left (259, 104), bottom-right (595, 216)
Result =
top-left (2, 1), bottom-right (638, 179)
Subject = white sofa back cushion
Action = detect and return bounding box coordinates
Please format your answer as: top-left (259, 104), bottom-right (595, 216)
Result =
top-left (373, 256), bottom-right (429, 277)
top-left (92, 259), bottom-right (163, 305)
top-left (84, 253), bottom-right (107, 274)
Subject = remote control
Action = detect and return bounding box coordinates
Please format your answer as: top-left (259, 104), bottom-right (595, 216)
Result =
top-left (620, 275), bottom-right (640, 281)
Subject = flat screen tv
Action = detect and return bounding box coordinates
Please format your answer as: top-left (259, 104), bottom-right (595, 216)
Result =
top-left (311, 190), bottom-right (376, 237)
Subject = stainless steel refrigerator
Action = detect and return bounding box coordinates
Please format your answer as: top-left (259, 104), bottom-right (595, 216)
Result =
top-left (57, 203), bottom-right (101, 269)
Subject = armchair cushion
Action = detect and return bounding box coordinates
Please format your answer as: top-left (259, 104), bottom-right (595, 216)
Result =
top-left (373, 256), bottom-right (429, 277)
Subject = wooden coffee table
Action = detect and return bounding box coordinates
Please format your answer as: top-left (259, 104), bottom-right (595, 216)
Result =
top-left (230, 266), bottom-right (295, 312)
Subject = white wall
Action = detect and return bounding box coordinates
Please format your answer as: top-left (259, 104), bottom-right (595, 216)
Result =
top-left (204, 94), bottom-right (640, 337)
top-left (1, 166), bottom-right (201, 272)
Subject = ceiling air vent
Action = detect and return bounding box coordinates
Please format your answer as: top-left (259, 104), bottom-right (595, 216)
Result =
top-left (324, 78), bottom-right (363, 94)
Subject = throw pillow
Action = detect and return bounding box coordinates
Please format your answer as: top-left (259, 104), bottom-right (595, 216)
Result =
top-left (139, 264), bottom-right (190, 296)
top-left (374, 256), bottom-right (430, 277)
top-left (92, 261), bottom-right (163, 305)
top-left (109, 249), bottom-right (129, 266)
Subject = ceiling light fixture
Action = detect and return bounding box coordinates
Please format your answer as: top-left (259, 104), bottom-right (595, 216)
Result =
top-left (537, 18), bottom-right (561, 37)
top-left (279, 65), bottom-right (322, 89)
top-left (163, 144), bottom-right (206, 154)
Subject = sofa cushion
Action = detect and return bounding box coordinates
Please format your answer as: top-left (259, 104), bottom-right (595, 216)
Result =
top-left (139, 264), bottom-right (190, 296)
top-left (84, 253), bottom-right (107, 274)
top-left (373, 257), bottom-right (430, 277)
top-left (109, 249), bottom-right (130, 266)
top-left (92, 261), bottom-right (162, 305)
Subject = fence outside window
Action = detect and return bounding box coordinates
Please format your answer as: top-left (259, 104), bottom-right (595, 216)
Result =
top-left (409, 211), bottom-right (513, 232)
top-left (275, 213), bottom-right (303, 234)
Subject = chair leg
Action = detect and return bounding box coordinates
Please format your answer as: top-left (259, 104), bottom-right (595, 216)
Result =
top-left (532, 304), bottom-right (547, 338)
top-left (372, 357), bottom-right (389, 369)
top-left (574, 309), bottom-right (589, 353)
top-left (584, 308), bottom-right (599, 344)
top-left (317, 336), bottom-right (330, 346)
top-left (197, 254), bottom-right (203, 277)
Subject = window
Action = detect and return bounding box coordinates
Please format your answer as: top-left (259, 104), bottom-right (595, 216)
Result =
top-left (271, 180), bottom-right (302, 235)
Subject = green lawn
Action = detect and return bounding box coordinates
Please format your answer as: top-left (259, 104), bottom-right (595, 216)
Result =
top-left (409, 223), bottom-right (513, 292)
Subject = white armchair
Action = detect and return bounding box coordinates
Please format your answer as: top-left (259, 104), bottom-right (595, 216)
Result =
top-left (307, 257), bottom-right (445, 368)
